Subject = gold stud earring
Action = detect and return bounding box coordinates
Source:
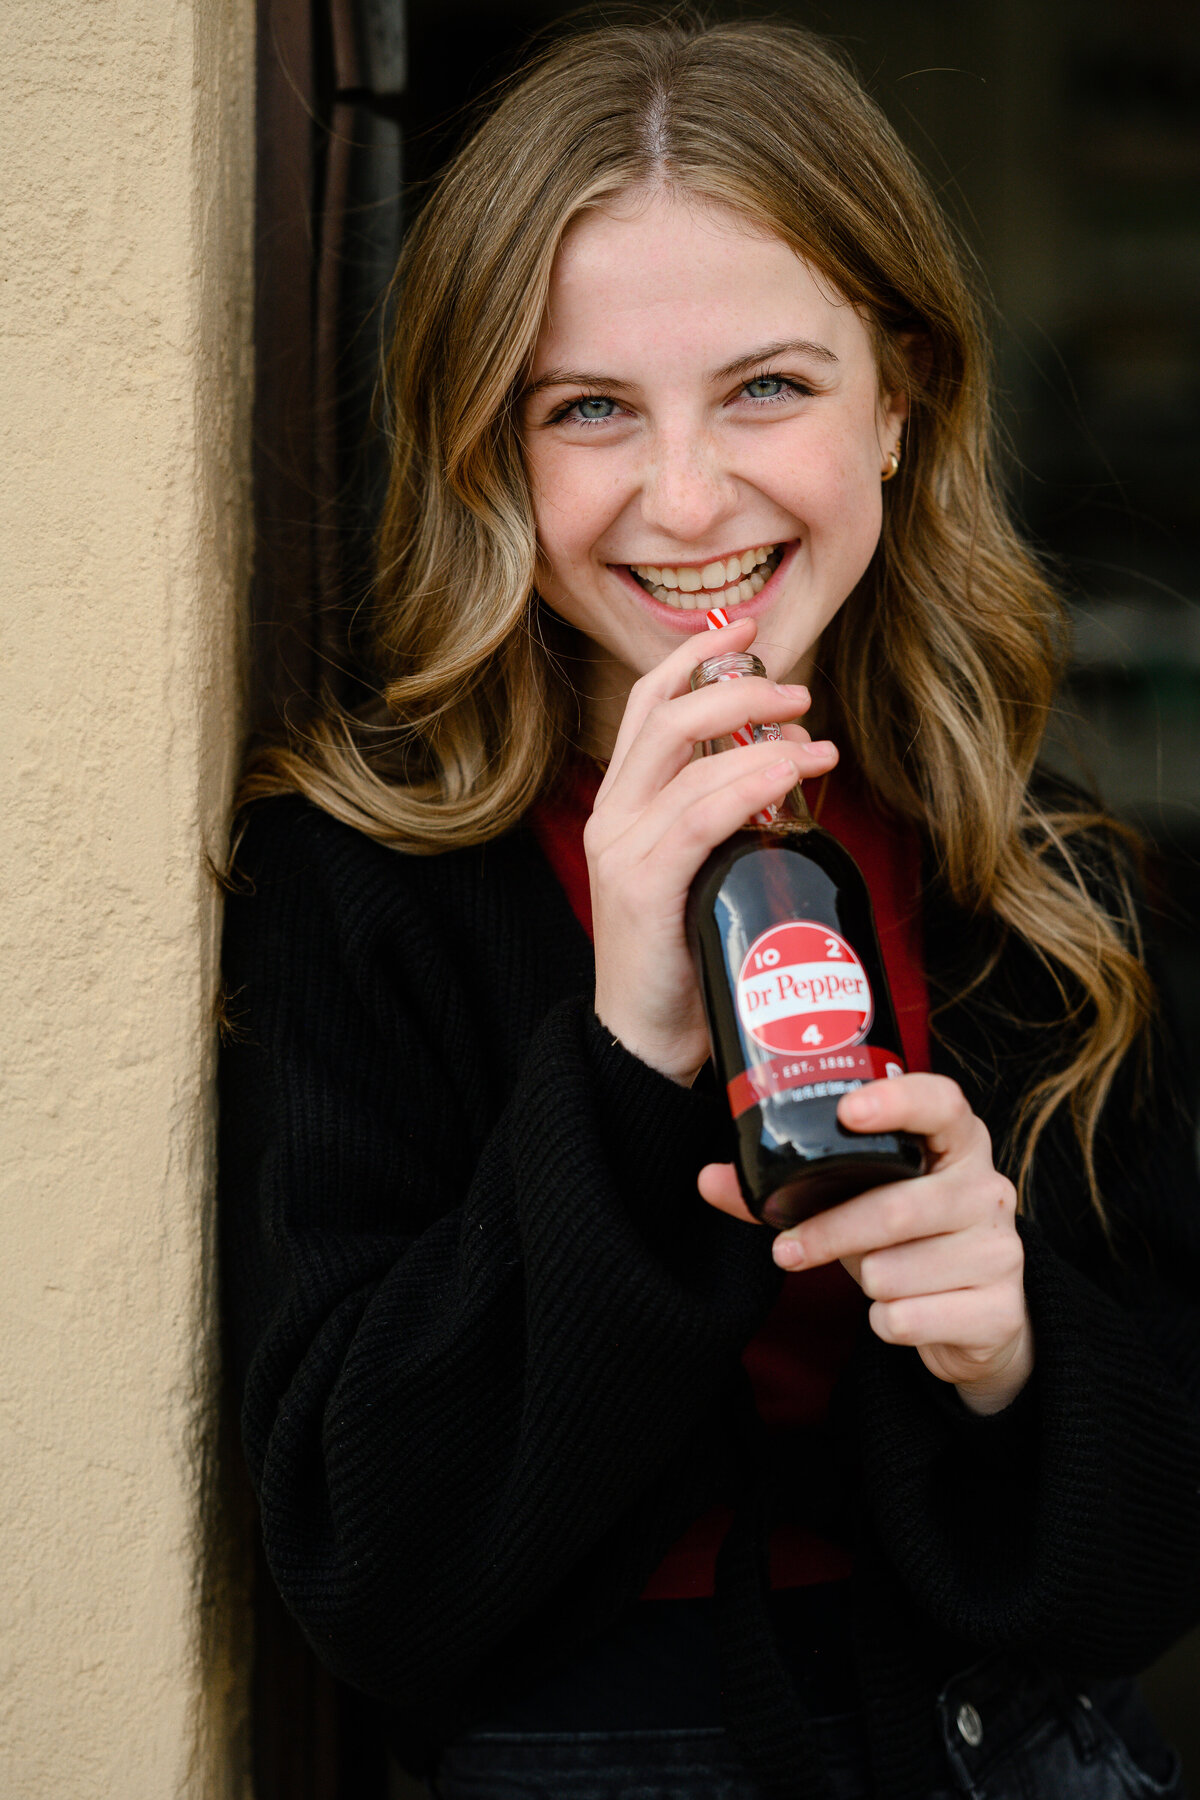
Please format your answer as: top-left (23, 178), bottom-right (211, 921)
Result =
top-left (881, 448), bottom-right (901, 482)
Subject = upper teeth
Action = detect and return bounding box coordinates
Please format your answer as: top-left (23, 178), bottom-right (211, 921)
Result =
top-left (630, 545), bottom-right (777, 608)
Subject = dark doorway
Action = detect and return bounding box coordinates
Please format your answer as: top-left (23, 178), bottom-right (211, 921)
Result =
top-left (248, 3), bottom-right (1200, 1793)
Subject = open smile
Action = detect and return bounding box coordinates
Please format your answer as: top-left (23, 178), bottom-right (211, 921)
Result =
top-left (624, 543), bottom-right (784, 609)
top-left (608, 540), bottom-right (797, 632)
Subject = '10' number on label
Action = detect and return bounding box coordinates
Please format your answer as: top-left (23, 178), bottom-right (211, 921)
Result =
top-left (752, 936), bottom-right (843, 972)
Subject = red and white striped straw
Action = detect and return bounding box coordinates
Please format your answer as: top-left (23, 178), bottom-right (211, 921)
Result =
top-left (704, 608), bottom-right (780, 824)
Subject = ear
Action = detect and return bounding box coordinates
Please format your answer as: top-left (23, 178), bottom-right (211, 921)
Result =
top-left (876, 381), bottom-right (909, 464)
top-left (876, 330), bottom-right (928, 448)
top-left (878, 383), bottom-right (909, 447)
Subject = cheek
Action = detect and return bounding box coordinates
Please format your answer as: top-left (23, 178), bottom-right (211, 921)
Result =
top-left (527, 446), bottom-right (607, 572)
top-left (819, 469), bottom-right (883, 564)
top-left (783, 423), bottom-right (884, 565)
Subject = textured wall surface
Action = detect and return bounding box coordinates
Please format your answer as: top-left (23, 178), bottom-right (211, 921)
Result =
top-left (0, 0), bottom-right (255, 1793)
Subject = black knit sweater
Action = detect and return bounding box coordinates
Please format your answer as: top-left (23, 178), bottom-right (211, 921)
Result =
top-left (219, 793), bottom-right (1200, 1800)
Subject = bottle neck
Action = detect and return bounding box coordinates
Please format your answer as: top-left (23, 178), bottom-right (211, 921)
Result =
top-left (690, 649), bottom-right (815, 830)
top-left (691, 649), bottom-right (765, 687)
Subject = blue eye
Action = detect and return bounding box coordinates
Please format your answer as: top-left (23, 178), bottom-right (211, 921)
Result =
top-left (744, 375), bottom-right (789, 401)
top-left (573, 396), bottom-right (618, 422)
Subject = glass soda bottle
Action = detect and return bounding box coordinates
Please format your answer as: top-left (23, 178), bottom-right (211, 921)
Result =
top-left (685, 638), bottom-right (925, 1229)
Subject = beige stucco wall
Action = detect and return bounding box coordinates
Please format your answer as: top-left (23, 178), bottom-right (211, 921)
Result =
top-left (0, 0), bottom-right (255, 1794)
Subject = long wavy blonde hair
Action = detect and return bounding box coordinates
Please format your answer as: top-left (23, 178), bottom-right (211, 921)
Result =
top-left (242, 14), bottom-right (1152, 1213)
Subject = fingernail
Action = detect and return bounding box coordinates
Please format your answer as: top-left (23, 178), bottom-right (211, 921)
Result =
top-left (774, 1238), bottom-right (806, 1269)
top-left (767, 758), bottom-right (798, 779)
top-left (774, 683), bottom-right (809, 700)
top-left (804, 739), bottom-right (836, 755)
top-left (841, 1091), bottom-right (875, 1122)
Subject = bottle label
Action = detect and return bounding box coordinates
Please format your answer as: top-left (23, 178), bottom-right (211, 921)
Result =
top-left (736, 920), bottom-right (874, 1054)
top-left (726, 1044), bottom-right (905, 1121)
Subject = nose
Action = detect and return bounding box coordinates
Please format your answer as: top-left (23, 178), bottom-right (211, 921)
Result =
top-left (637, 423), bottom-right (740, 548)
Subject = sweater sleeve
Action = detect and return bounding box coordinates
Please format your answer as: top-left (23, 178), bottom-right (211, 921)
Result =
top-left (849, 882), bottom-right (1200, 1673)
top-left (219, 799), bottom-right (781, 1707)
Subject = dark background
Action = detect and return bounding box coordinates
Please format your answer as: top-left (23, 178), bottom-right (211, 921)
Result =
top-left (250, 2), bottom-right (1200, 1793)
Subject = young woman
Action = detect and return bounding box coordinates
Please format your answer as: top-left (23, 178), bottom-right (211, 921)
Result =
top-left (220, 18), bottom-right (1200, 1800)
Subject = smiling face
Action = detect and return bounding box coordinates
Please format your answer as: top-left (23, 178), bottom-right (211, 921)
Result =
top-left (521, 186), bottom-right (907, 748)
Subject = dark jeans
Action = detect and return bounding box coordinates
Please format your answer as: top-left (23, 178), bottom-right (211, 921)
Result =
top-left (433, 1659), bottom-right (1187, 1799)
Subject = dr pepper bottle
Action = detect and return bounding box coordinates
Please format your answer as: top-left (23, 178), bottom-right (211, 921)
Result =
top-left (685, 609), bottom-right (925, 1229)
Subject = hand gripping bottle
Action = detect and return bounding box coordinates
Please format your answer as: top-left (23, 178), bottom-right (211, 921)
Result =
top-left (685, 609), bottom-right (926, 1229)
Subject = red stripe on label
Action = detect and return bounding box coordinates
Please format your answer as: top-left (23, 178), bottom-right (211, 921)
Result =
top-left (727, 1046), bottom-right (905, 1120)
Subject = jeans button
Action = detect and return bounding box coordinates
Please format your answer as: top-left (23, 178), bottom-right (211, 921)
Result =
top-left (956, 1701), bottom-right (984, 1747)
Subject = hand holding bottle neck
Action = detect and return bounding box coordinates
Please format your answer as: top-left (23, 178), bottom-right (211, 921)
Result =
top-left (689, 648), bottom-right (819, 828)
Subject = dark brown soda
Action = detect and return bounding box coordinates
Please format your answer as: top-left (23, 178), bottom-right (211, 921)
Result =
top-left (686, 816), bottom-right (925, 1229)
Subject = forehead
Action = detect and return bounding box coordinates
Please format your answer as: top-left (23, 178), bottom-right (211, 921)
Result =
top-left (530, 187), bottom-right (872, 376)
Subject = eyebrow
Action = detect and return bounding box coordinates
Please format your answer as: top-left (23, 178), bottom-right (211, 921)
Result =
top-left (712, 339), bottom-right (839, 381)
top-left (524, 338), bottom-right (839, 400)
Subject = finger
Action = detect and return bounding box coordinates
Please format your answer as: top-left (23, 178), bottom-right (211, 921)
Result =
top-left (607, 735), bottom-right (837, 872)
top-left (857, 1220), bottom-right (1023, 1302)
top-left (697, 1161), bottom-right (760, 1224)
top-left (837, 1074), bottom-right (993, 1167)
top-left (868, 1283), bottom-right (1029, 1353)
top-left (589, 752), bottom-right (808, 935)
top-left (601, 617), bottom-right (758, 791)
top-left (633, 754), bottom-right (819, 884)
top-left (604, 676), bottom-right (820, 815)
top-left (772, 1169), bottom-right (979, 1271)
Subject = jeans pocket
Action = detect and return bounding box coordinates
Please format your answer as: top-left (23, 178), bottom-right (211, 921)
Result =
top-left (1082, 1680), bottom-right (1187, 1799)
top-left (938, 1660), bottom-right (1187, 1800)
